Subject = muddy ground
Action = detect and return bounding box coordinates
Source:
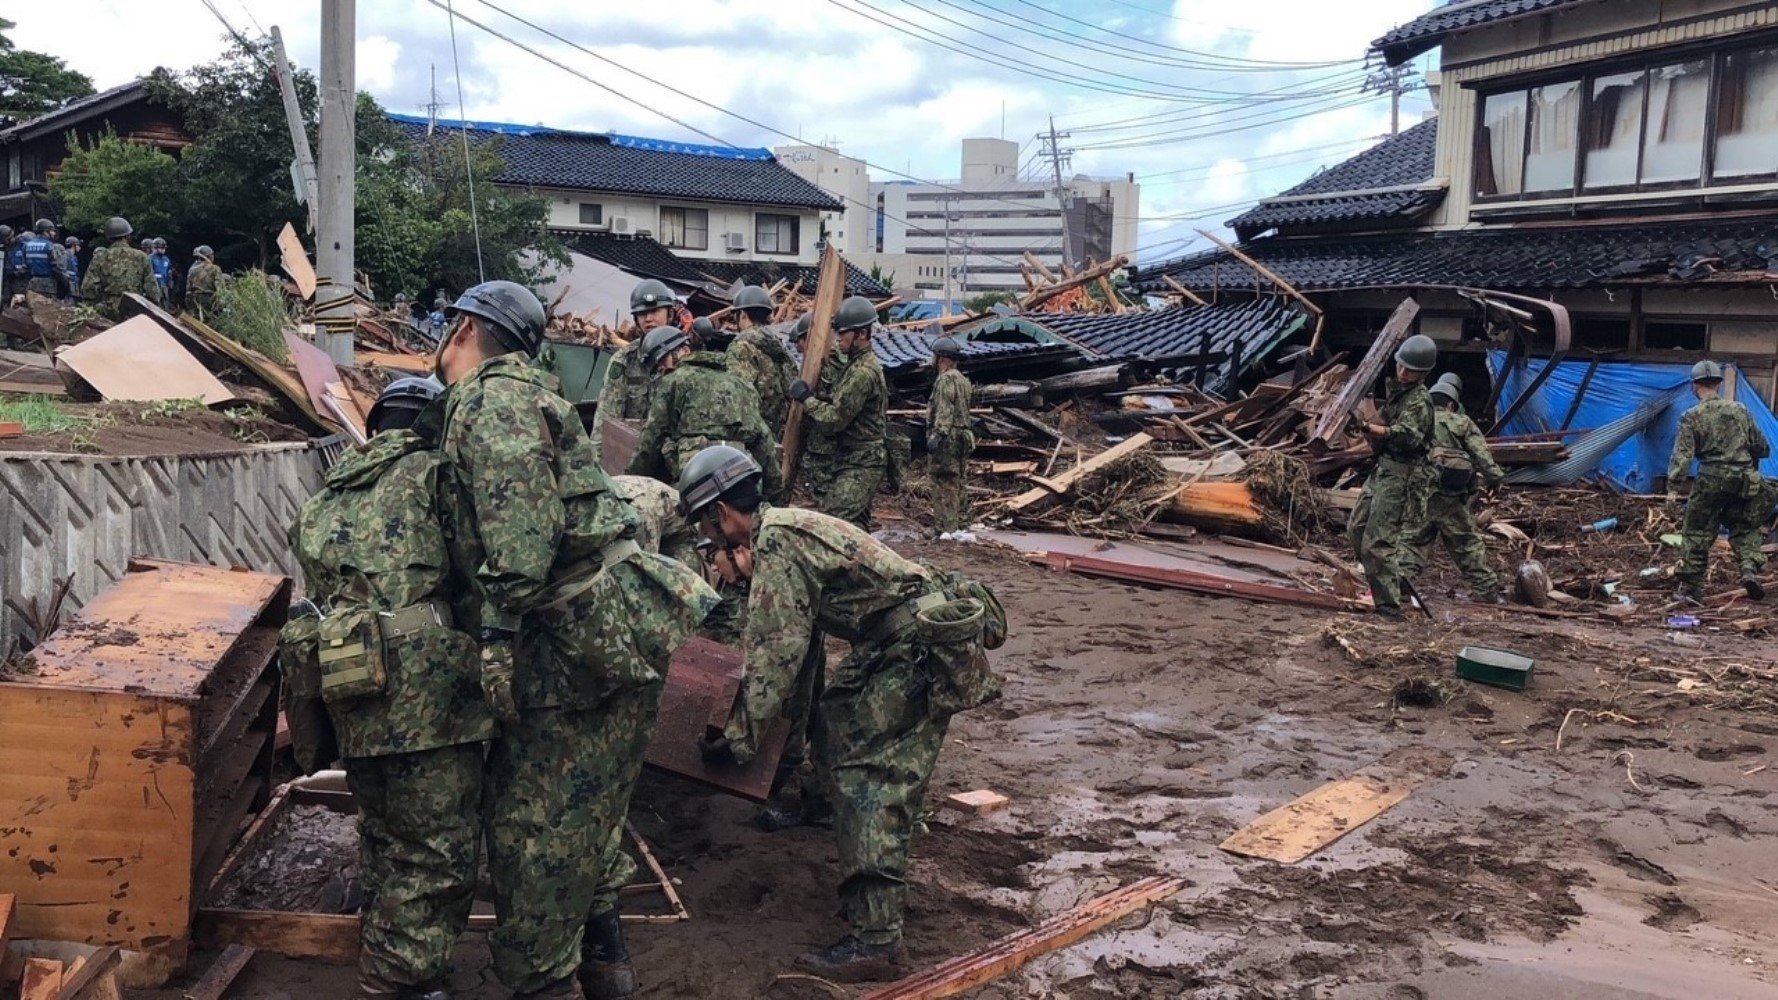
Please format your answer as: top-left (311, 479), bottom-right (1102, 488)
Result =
top-left (136, 533), bottom-right (1778, 999)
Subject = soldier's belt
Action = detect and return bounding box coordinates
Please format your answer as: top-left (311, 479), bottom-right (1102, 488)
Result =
top-left (533, 539), bottom-right (643, 616)
top-left (378, 600), bottom-right (453, 640)
top-left (865, 590), bottom-right (947, 644)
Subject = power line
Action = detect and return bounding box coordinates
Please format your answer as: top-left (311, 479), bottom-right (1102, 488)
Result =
top-left (1063, 68), bottom-right (1368, 134)
top-left (443, 0), bottom-right (486, 282)
top-left (1074, 95), bottom-right (1377, 150)
top-left (973, 0), bottom-right (1355, 68)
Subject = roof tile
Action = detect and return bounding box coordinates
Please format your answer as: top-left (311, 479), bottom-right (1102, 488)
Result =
top-left (1230, 119), bottom-right (1442, 234)
top-left (1374, 0), bottom-right (1597, 63)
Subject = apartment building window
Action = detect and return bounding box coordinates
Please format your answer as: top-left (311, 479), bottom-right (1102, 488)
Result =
top-left (659, 206), bottom-right (708, 250)
top-left (1474, 38), bottom-right (1778, 201)
top-left (578, 202), bottom-right (604, 225)
top-left (756, 213), bottom-right (800, 255)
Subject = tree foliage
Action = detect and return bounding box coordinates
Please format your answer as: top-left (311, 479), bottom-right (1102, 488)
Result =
top-left (0, 18), bottom-right (94, 128)
top-left (48, 132), bottom-right (180, 237)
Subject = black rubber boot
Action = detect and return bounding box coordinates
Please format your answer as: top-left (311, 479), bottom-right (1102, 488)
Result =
top-left (578, 910), bottom-right (638, 1000)
top-left (794, 935), bottom-right (908, 983)
top-left (1674, 583), bottom-right (1705, 606)
top-left (518, 977), bottom-right (585, 999)
top-left (754, 794), bottom-right (834, 833)
top-left (1743, 573), bottom-right (1765, 600)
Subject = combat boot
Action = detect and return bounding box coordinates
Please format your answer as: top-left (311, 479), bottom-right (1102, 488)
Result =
top-left (578, 910), bottom-right (638, 1000)
top-left (517, 977), bottom-right (585, 999)
top-left (754, 794), bottom-right (834, 833)
top-left (355, 975), bottom-right (451, 1000)
top-left (795, 935), bottom-right (907, 983)
top-left (1742, 573), bottom-right (1765, 600)
top-left (1674, 583), bottom-right (1705, 606)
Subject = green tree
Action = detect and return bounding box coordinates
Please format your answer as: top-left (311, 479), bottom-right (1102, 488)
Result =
top-left (868, 261), bottom-right (897, 290)
top-left (0, 18), bottom-right (94, 127)
top-left (47, 132), bottom-right (181, 237)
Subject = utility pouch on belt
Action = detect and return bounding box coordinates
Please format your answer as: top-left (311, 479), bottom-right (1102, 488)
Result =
top-left (278, 611), bottom-right (339, 773)
top-left (317, 607), bottom-right (388, 703)
top-left (1744, 469), bottom-right (1768, 500)
top-left (937, 570), bottom-right (1009, 649)
top-left (1430, 445), bottom-right (1476, 494)
top-left (916, 595), bottom-right (1002, 716)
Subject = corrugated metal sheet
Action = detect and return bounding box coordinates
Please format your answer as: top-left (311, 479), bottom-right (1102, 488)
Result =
top-left (0, 443), bottom-right (323, 655)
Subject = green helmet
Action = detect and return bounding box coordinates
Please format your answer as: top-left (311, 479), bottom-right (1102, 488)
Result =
top-left (792, 314), bottom-right (812, 342)
top-left (1394, 334), bottom-right (1437, 372)
top-left (734, 285), bottom-right (773, 316)
top-left (833, 295), bottom-right (877, 333)
top-left (642, 324), bottom-right (690, 371)
top-left (34, 219), bottom-right (54, 234)
top-left (932, 336), bottom-right (963, 359)
top-left (1690, 359), bottom-right (1725, 383)
top-left (0, 226), bottom-right (12, 241)
top-left (367, 375), bottom-right (444, 433)
top-left (1429, 377), bottom-right (1460, 403)
top-left (691, 316), bottom-right (716, 345)
top-left (194, 244), bottom-right (214, 260)
top-left (152, 237), bottom-right (167, 250)
top-left (630, 278), bottom-right (676, 315)
top-left (104, 216), bottom-right (133, 240)
top-left (446, 279), bottom-right (548, 356)
top-left (677, 444), bottom-right (762, 518)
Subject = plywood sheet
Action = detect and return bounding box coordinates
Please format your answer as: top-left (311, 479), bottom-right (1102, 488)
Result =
top-left (1219, 767), bottom-right (1426, 864)
top-left (277, 224), bottom-right (317, 300)
top-left (645, 637), bottom-right (789, 802)
top-left (600, 417), bottom-right (641, 477)
top-left (282, 330), bottom-right (340, 418)
top-left (55, 317), bottom-right (234, 406)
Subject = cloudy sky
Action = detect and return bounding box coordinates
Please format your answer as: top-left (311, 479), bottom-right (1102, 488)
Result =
top-left (10, 0), bottom-right (1438, 264)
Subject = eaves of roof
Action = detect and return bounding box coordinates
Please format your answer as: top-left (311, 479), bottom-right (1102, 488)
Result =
top-left (1372, 0), bottom-right (1599, 66)
top-left (0, 80), bottom-right (151, 144)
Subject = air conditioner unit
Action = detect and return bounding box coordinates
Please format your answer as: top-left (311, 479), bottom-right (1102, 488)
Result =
top-left (611, 217), bottom-right (632, 234)
top-left (724, 232), bottom-right (747, 252)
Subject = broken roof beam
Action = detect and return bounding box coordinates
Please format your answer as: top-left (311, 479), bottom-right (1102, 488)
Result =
top-left (1161, 274), bottom-right (1208, 307)
top-left (1194, 229), bottom-right (1323, 319)
top-left (1305, 296), bottom-right (1420, 454)
top-left (1020, 255), bottom-right (1129, 311)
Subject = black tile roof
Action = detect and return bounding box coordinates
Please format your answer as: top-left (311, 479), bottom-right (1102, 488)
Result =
top-left (870, 329), bottom-right (1079, 374)
top-left (559, 230), bottom-right (709, 285)
top-left (1020, 301), bottom-right (1309, 393)
top-left (0, 80), bottom-right (151, 143)
top-left (389, 114), bottom-right (842, 211)
top-left (1374, 0), bottom-right (1598, 65)
top-left (1229, 119), bottom-right (1443, 236)
top-left (1135, 217), bottom-right (1778, 294)
top-left (693, 257), bottom-right (893, 299)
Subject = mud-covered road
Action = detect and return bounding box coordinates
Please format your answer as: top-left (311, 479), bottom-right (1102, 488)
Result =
top-left (141, 536), bottom-right (1778, 999)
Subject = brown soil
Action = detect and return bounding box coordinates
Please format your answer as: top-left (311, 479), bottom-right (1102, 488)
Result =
top-left (0, 399), bottom-right (307, 457)
top-left (133, 531), bottom-right (1778, 999)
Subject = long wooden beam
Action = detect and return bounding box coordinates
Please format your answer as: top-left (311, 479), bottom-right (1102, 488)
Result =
top-left (1019, 255), bottom-right (1129, 311)
top-left (1161, 274), bottom-right (1207, 307)
top-left (780, 244), bottom-right (846, 488)
top-left (1306, 296), bottom-right (1420, 452)
top-left (1195, 229), bottom-right (1323, 317)
top-left (1003, 432), bottom-right (1152, 512)
top-left (859, 876), bottom-right (1186, 1000)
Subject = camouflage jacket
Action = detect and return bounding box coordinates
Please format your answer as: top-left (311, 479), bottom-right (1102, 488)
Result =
top-left (1376, 379), bottom-right (1434, 464)
top-left (187, 260), bottom-right (221, 306)
top-left (627, 351), bottom-right (784, 497)
top-left (612, 474), bottom-right (700, 567)
top-left (289, 430), bottom-right (495, 757)
top-left (1670, 396), bottom-right (1770, 480)
top-left (725, 503), bottom-right (939, 758)
top-left (927, 368), bottom-right (974, 449)
top-left (1429, 410), bottom-right (1505, 490)
top-left (804, 346), bottom-right (887, 468)
top-left (438, 353), bottom-right (639, 641)
top-left (81, 242), bottom-right (161, 317)
top-left (727, 325), bottom-right (797, 433)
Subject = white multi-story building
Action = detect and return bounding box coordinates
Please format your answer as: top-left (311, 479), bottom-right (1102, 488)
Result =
top-left (772, 144), bottom-right (873, 256)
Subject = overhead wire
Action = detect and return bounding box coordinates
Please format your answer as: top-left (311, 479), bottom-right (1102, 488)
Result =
top-left (1075, 94), bottom-right (1377, 150)
top-left (443, 0), bottom-right (487, 281)
top-left (974, 0), bottom-right (1354, 68)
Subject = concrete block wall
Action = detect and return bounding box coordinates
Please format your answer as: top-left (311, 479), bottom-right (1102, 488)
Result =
top-left (0, 442), bottom-right (324, 656)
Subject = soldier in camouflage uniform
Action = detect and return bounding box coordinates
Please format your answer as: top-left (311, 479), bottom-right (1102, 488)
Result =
top-left (187, 245), bottom-right (221, 321)
top-left (925, 337), bottom-right (974, 535)
top-left (794, 296), bottom-right (888, 529)
top-left (592, 279), bottom-right (678, 462)
top-left (727, 285), bottom-right (798, 434)
top-left (1668, 359), bottom-right (1771, 604)
top-left (284, 376), bottom-right (493, 1000)
top-left (1349, 334), bottom-right (1438, 619)
top-left (627, 324), bottom-right (784, 499)
top-left (683, 445), bottom-right (999, 983)
top-left (1401, 373), bottom-right (1506, 603)
top-left (81, 216), bottom-right (161, 319)
top-left (433, 281), bottom-right (717, 999)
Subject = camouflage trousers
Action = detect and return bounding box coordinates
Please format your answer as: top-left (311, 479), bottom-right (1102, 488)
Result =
top-left (1401, 491), bottom-right (1499, 597)
top-left (482, 686), bottom-right (660, 993)
top-left (1678, 471), bottom-right (1770, 586)
top-left (807, 456), bottom-right (885, 530)
top-left (927, 440), bottom-right (971, 535)
top-left (699, 580), bottom-right (750, 646)
top-left (814, 628), bottom-right (949, 944)
top-left (586, 681), bottom-right (664, 921)
top-left (344, 742), bottom-right (485, 989)
top-left (1348, 458), bottom-right (1431, 614)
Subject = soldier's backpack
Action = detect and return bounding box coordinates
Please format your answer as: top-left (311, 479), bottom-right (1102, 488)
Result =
top-left (1429, 442), bottom-right (1476, 494)
top-left (914, 570), bottom-right (1011, 716)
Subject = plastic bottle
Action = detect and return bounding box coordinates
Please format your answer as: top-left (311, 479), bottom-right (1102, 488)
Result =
top-left (1579, 517), bottom-right (1619, 534)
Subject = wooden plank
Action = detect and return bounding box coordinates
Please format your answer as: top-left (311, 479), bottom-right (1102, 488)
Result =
top-left (1044, 551), bottom-right (1354, 612)
top-left (1019, 255), bottom-right (1128, 311)
top-left (55, 316), bottom-right (235, 405)
top-left (859, 876), bottom-right (1185, 1000)
top-left (194, 909), bottom-right (359, 963)
top-left (355, 351), bottom-right (431, 373)
top-left (600, 417), bottom-right (641, 477)
top-left (0, 379), bottom-right (67, 396)
top-left (0, 420), bottom-right (22, 438)
top-left (781, 243), bottom-right (846, 487)
top-left (277, 223), bottom-right (317, 300)
top-left (644, 637), bottom-right (789, 802)
top-left (282, 329), bottom-right (343, 417)
top-left (182, 944), bottom-right (256, 1000)
top-left (54, 946), bottom-right (119, 1000)
top-left (1219, 767), bottom-right (1428, 864)
top-left (0, 893), bottom-right (17, 984)
top-left (20, 959), bottom-right (63, 1000)
top-left (943, 790), bottom-right (1010, 816)
top-left (1194, 229), bottom-right (1323, 317)
top-left (1306, 297), bottom-right (1420, 452)
top-left (1004, 432), bottom-right (1152, 512)
top-left (1161, 274), bottom-right (1207, 307)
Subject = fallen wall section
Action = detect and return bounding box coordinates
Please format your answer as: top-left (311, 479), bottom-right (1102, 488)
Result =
top-left (0, 442), bottom-right (323, 654)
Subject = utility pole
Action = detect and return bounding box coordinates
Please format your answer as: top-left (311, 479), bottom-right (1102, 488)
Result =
top-left (316, 0), bottom-right (356, 367)
top-left (268, 26), bottom-right (319, 235)
top-left (1364, 59), bottom-right (1421, 135)
top-left (1043, 116), bottom-right (1074, 270)
top-left (942, 194), bottom-right (953, 311)
top-left (427, 65), bottom-right (441, 135)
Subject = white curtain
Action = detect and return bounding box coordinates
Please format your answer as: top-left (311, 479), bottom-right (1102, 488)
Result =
top-left (1716, 47), bottom-right (1778, 178)
top-left (1526, 81), bottom-right (1581, 191)
top-left (1480, 91), bottom-right (1527, 196)
top-left (1585, 71), bottom-right (1645, 188)
top-left (1641, 60), bottom-right (1710, 183)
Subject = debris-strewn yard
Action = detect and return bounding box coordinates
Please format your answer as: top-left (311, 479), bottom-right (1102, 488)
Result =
top-left (137, 535), bottom-right (1778, 999)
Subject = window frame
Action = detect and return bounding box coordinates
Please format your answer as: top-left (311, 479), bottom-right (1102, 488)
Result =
top-left (755, 212), bottom-right (800, 256)
top-left (658, 205), bottom-right (710, 251)
top-left (577, 202), bottom-right (604, 226)
top-left (1470, 34), bottom-right (1778, 206)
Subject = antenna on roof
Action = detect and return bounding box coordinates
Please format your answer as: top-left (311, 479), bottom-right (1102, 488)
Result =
top-left (426, 64), bottom-right (442, 136)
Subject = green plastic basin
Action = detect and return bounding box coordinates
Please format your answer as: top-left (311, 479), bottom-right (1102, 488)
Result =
top-left (1456, 646), bottom-right (1535, 691)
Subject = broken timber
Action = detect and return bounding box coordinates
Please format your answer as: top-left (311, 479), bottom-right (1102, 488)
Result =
top-left (1044, 550), bottom-right (1353, 611)
top-left (780, 244), bottom-right (845, 487)
top-left (1306, 297), bottom-right (1420, 453)
top-left (858, 876), bottom-right (1185, 1000)
top-left (20, 959), bottom-right (62, 1000)
top-left (1004, 432), bottom-right (1153, 512)
top-left (1219, 764), bottom-right (1431, 864)
top-left (181, 945), bottom-right (256, 1000)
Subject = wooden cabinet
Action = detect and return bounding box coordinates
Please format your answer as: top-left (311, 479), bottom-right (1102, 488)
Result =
top-left (0, 559), bottom-right (287, 970)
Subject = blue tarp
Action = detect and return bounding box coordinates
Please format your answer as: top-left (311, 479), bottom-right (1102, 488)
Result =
top-left (1490, 352), bottom-right (1778, 493)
